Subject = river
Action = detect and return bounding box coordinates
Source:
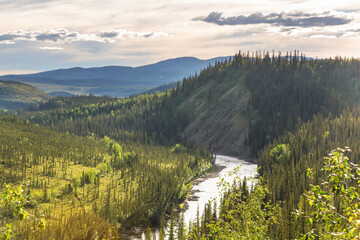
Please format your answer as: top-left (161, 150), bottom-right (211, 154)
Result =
top-left (133, 155), bottom-right (258, 239)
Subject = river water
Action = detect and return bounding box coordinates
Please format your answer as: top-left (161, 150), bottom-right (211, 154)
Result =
top-left (134, 155), bottom-right (258, 239)
top-left (183, 155), bottom-right (257, 224)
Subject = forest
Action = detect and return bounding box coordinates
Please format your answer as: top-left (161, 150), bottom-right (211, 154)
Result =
top-left (0, 116), bottom-right (212, 239)
top-left (1, 50), bottom-right (360, 239)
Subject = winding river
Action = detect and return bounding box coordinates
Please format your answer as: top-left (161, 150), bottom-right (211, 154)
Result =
top-left (133, 155), bottom-right (258, 239)
top-left (183, 155), bottom-right (258, 224)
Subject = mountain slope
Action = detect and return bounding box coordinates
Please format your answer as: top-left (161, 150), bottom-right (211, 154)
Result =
top-left (177, 69), bottom-right (253, 158)
top-left (25, 58), bottom-right (255, 159)
top-left (25, 52), bottom-right (360, 160)
top-left (0, 80), bottom-right (51, 109)
top-left (0, 56), bottom-right (229, 97)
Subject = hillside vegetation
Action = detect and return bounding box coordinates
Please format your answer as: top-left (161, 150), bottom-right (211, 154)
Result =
top-left (3, 50), bottom-right (360, 239)
top-left (178, 52), bottom-right (360, 239)
top-left (0, 116), bottom-right (212, 239)
top-left (257, 107), bottom-right (360, 238)
top-left (0, 81), bottom-right (51, 110)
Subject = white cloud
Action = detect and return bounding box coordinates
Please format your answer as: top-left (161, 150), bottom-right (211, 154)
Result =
top-left (308, 34), bottom-right (337, 39)
top-left (0, 29), bottom-right (172, 45)
top-left (0, 0), bottom-right (360, 74)
top-left (195, 10), bottom-right (353, 27)
top-left (39, 46), bottom-right (64, 50)
top-left (0, 40), bottom-right (15, 44)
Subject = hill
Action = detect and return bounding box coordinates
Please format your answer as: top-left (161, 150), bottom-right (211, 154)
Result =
top-left (26, 52), bottom-right (360, 159)
top-left (0, 80), bottom-right (51, 110)
top-left (173, 63), bottom-right (252, 158)
top-left (0, 56), bottom-right (229, 97)
top-left (7, 51), bottom-right (360, 238)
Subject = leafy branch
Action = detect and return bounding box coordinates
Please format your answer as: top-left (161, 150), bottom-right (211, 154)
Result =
top-left (1, 184), bottom-right (46, 240)
top-left (296, 148), bottom-right (360, 239)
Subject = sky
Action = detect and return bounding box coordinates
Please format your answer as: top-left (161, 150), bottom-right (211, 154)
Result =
top-left (0, 0), bottom-right (360, 75)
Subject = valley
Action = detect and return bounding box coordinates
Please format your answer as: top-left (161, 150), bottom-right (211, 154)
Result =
top-left (1, 51), bottom-right (360, 239)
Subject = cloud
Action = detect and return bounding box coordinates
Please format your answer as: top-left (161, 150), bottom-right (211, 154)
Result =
top-left (39, 46), bottom-right (63, 50)
top-left (336, 9), bottom-right (360, 14)
top-left (0, 40), bottom-right (15, 45)
top-left (96, 30), bottom-right (122, 39)
top-left (194, 11), bottom-right (352, 27)
top-left (266, 24), bottom-right (360, 40)
top-left (0, 29), bottom-right (172, 44)
top-left (307, 34), bottom-right (337, 39)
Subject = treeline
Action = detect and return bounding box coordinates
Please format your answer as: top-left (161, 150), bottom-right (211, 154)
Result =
top-left (244, 52), bottom-right (360, 154)
top-left (256, 106), bottom-right (360, 238)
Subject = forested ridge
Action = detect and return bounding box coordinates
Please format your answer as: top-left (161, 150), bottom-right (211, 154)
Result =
top-left (2, 50), bottom-right (360, 239)
top-left (26, 51), bottom-right (360, 156)
top-left (178, 52), bottom-right (360, 239)
top-left (0, 81), bottom-right (51, 110)
top-left (172, 53), bottom-right (360, 239)
top-left (27, 93), bottom-right (191, 145)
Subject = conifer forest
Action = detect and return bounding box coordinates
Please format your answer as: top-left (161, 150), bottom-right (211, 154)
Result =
top-left (1, 51), bottom-right (360, 239)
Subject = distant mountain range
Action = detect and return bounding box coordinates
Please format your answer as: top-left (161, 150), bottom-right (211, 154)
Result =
top-left (0, 56), bottom-right (230, 97)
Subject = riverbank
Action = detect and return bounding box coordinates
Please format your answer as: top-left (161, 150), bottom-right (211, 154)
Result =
top-left (181, 163), bottom-right (225, 207)
top-left (175, 155), bottom-right (258, 229)
top-left (126, 155), bottom-right (258, 239)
